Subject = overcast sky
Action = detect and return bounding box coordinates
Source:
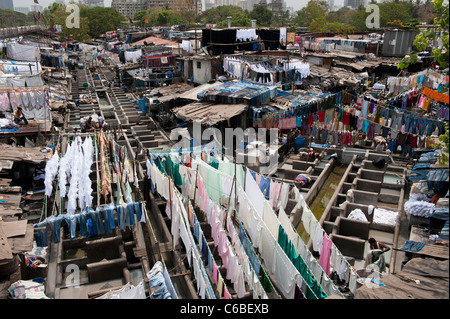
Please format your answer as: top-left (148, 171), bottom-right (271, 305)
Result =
top-left (12, 0), bottom-right (348, 13)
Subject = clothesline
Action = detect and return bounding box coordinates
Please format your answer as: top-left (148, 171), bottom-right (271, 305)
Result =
top-left (206, 152), bottom-right (357, 295)
top-left (182, 154), bottom-right (331, 298)
top-left (149, 156), bottom-right (229, 299)
top-left (194, 155), bottom-right (326, 298)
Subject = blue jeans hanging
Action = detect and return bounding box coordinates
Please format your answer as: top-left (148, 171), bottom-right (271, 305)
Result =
top-left (47, 215), bottom-right (63, 243)
top-left (89, 208), bottom-right (105, 235)
top-left (79, 210), bottom-right (88, 237)
top-left (34, 221), bottom-right (48, 247)
top-left (117, 205), bottom-right (127, 230)
top-left (101, 207), bottom-right (112, 234)
top-left (126, 202), bottom-right (136, 226)
top-left (63, 214), bottom-right (78, 239)
top-left (134, 202), bottom-right (143, 222)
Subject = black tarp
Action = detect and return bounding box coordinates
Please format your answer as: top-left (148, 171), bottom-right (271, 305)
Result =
top-left (202, 29), bottom-right (285, 55)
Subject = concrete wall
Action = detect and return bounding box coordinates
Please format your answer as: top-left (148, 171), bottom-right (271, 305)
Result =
top-left (193, 59), bottom-right (213, 84)
top-left (334, 216), bottom-right (371, 240)
top-left (329, 233), bottom-right (366, 260)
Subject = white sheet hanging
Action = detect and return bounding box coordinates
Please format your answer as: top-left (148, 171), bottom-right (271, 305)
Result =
top-left (6, 43), bottom-right (40, 62)
top-left (236, 29), bottom-right (257, 42)
top-left (44, 151), bottom-right (60, 197)
top-left (182, 40), bottom-right (193, 53)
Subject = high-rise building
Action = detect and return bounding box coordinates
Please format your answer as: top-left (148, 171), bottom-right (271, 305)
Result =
top-left (174, 0), bottom-right (202, 15)
top-left (257, 0), bottom-right (285, 13)
top-left (112, 0), bottom-right (148, 19)
top-left (344, 0), bottom-right (367, 9)
top-left (30, 4), bottom-right (44, 12)
top-left (328, 0), bottom-right (334, 12)
top-left (81, 0), bottom-right (105, 7)
top-left (112, 1), bottom-right (183, 19)
top-left (14, 7), bottom-right (30, 14)
top-left (0, 0), bottom-right (14, 11)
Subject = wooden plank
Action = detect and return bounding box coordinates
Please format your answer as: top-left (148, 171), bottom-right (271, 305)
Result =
top-left (2, 220), bottom-right (27, 238)
top-left (0, 222), bottom-right (13, 262)
top-left (0, 207), bottom-right (23, 217)
top-left (132, 247), bottom-right (147, 258)
top-left (394, 244), bottom-right (449, 259)
top-left (9, 224), bottom-right (34, 253)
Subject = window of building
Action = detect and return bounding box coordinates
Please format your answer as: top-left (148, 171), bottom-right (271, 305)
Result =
top-left (197, 61), bottom-right (201, 69)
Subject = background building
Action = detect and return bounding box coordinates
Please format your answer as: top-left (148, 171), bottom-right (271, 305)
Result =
top-left (81, 0), bottom-right (105, 7)
top-left (174, 0), bottom-right (202, 15)
top-left (14, 7), bottom-right (30, 14)
top-left (0, 0), bottom-right (14, 11)
top-left (111, 0), bottom-right (148, 19)
top-left (147, 0), bottom-right (175, 8)
top-left (328, 0), bottom-right (334, 12)
top-left (30, 4), bottom-right (44, 12)
top-left (258, 0), bottom-right (285, 14)
top-left (344, 0), bottom-right (367, 9)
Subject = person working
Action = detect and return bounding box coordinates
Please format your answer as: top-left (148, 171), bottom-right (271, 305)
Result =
top-left (97, 113), bottom-right (104, 129)
top-left (84, 117), bottom-right (95, 132)
top-left (363, 237), bottom-right (390, 272)
top-left (167, 69), bottom-right (173, 85)
top-left (13, 106), bottom-right (28, 125)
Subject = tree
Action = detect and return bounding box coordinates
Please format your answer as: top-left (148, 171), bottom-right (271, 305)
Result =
top-left (134, 10), bottom-right (148, 25)
top-left (81, 6), bottom-right (125, 38)
top-left (293, 0), bottom-right (328, 27)
top-left (249, 5), bottom-right (272, 26)
top-left (309, 17), bottom-right (328, 32)
top-left (198, 5), bottom-right (248, 25)
top-left (0, 9), bottom-right (33, 28)
top-left (42, 2), bottom-right (64, 24)
top-left (47, 4), bottom-right (125, 41)
top-left (349, 6), bottom-right (369, 32)
top-left (216, 12), bottom-right (250, 27)
top-left (272, 10), bottom-right (291, 27)
top-left (416, 1), bottom-right (439, 24)
top-left (156, 9), bottom-right (186, 26)
top-left (398, 0), bottom-right (449, 69)
top-left (436, 122), bottom-right (449, 166)
top-left (309, 17), bottom-right (355, 36)
top-left (327, 6), bottom-right (354, 24)
top-left (378, 1), bottom-right (413, 27)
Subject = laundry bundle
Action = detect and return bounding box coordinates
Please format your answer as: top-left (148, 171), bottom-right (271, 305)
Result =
top-left (404, 199), bottom-right (435, 218)
top-left (295, 174), bottom-right (311, 186)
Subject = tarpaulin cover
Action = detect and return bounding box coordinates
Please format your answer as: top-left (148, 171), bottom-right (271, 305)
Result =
top-left (354, 258), bottom-right (449, 299)
top-left (6, 43), bottom-right (40, 62)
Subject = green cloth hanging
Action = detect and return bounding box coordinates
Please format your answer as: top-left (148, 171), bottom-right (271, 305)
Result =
top-left (278, 225), bottom-right (327, 299)
top-left (260, 267), bottom-right (273, 293)
top-left (164, 156), bottom-right (183, 187)
top-left (210, 158), bottom-right (219, 169)
top-left (206, 168), bottom-right (222, 204)
top-left (154, 157), bottom-right (164, 174)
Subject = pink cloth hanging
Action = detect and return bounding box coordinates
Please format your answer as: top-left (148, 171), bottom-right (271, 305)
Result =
top-left (269, 180), bottom-right (282, 209)
top-left (213, 262), bottom-right (218, 285)
top-left (418, 95), bottom-right (425, 109)
top-left (318, 233), bottom-right (332, 275)
top-left (224, 287), bottom-right (231, 299)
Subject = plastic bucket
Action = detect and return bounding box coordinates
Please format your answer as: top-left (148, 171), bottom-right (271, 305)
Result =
top-left (295, 137), bottom-right (305, 152)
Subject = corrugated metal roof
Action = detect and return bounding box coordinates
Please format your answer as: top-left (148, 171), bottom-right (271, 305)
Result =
top-left (133, 36), bottom-right (179, 47)
top-left (172, 101), bottom-right (248, 125)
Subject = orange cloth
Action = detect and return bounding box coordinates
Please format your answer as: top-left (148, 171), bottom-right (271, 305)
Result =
top-left (422, 87), bottom-right (449, 104)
